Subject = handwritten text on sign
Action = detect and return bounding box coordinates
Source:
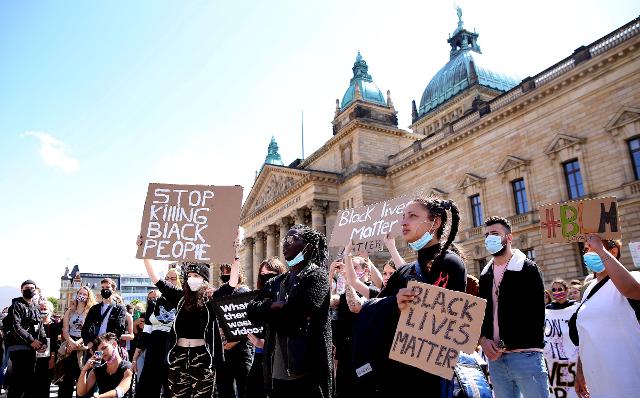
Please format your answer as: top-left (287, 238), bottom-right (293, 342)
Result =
top-left (328, 196), bottom-right (412, 251)
top-left (389, 281), bottom-right (486, 380)
top-left (212, 291), bottom-right (263, 342)
top-left (538, 197), bottom-right (621, 244)
top-left (136, 184), bottom-right (243, 263)
top-left (544, 305), bottom-right (579, 398)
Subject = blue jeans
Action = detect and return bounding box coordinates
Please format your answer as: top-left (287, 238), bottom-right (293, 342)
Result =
top-left (487, 351), bottom-right (549, 398)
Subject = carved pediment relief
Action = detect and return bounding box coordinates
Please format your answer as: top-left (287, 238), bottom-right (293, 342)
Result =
top-left (544, 133), bottom-right (586, 159)
top-left (605, 106), bottom-right (640, 134)
top-left (496, 155), bottom-right (530, 175)
top-left (241, 166), bottom-right (307, 218)
top-left (457, 173), bottom-right (485, 192)
top-left (428, 187), bottom-right (449, 199)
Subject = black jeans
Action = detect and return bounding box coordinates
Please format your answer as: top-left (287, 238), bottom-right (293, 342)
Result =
top-left (136, 331), bottom-right (171, 398)
top-left (246, 351), bottom-right (267, 398)
top-left (216, 341), bottom-right (254, 398)
top-left (33, 357), bottom-right (53, 398)
top-left (57, 351), bottom-right (83, 398)
top-left (8, 349), bottom-right (37, 398)
top-left (271, 377), bottom-right (324, 398)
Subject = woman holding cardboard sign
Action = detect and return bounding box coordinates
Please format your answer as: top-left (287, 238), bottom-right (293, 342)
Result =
top-left (352, 197), bottom-right (467, 396)
top-left (573, 234), bottom-right (640, 398)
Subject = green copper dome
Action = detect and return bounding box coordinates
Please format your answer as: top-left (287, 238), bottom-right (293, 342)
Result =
top-left (341, 52), bottom-right (387, 110)
top-left (264, 136), bottom-right (284, 166)
top-left (418, 8), bottom-right (519, 117)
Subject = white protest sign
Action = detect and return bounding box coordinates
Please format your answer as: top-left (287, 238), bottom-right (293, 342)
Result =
top-left (629, 241), bottom-right (640, 268)
top-left (544, 305), bottom-right (579, 398)
top-left (388, 281), bottom-right (486, 379)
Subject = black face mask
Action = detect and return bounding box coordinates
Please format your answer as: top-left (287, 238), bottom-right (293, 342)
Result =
top-left (259, 273), bottom-right (278, 286)
top-left (220, 275), bottom-right (230, 283)
top-left (22, 288), bottom-right (35, 300)
top-left (101, 289), bottom-right (112, 299)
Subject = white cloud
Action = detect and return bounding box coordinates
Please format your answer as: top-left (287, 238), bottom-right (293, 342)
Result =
top-left (23, 131), bottom-right (79, 173)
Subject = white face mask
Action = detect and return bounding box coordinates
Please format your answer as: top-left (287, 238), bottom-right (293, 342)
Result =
top-left (187, 276), bottom-right (205, 291)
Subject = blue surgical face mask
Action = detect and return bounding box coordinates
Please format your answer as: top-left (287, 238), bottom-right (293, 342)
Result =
top-left (287, 245), bottom-right (307, 267)
top-left (408, 221), bottom-right (435, 251)
top-left (485, 235), bottom-right (504, 255)
top-left (583, 252), bottom-right (605, 273)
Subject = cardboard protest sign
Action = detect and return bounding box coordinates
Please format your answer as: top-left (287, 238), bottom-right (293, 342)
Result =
top-left (136, 184), bottom-right (243, 263)
top-left (388, 281), bottom-right (486, 379)
top-left (630, 242), bottom-right (640, 268)
top-left (544, 305), bottom-right (580, 398)
top-left (329, 196), bottom-right (412, 252)
top-left (538, 197), bottom-right (621, 244)
top-left (212, 291), bottom-right (263, 342)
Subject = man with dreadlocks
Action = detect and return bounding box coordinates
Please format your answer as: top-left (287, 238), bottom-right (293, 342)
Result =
top-left (351, 197), bottom-right (468, 396)
top-left (247, 224), bottom-right (332, 398)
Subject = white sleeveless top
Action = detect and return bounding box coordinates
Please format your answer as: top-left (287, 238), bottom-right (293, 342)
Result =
top-left (577, 272), bottom-right (640, 398)
top-left (68, 311), bottom-right (85, 339)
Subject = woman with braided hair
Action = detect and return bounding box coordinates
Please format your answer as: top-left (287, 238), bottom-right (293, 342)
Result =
top-left (352, 197), bottom-right (467, 396)
top-left (247, 224), bottom-right (332, 398)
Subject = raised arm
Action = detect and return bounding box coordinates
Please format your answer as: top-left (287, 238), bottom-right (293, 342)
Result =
top-left (369, 262), bottom-right (384, 289)
top-left (345, 284), bottom-right (365, 313)
top-left (384, 234), bottom-right (405, 269)
top-left (143, 259), bottom-right (160, 285)
top-left (588, 234), bottom-right (640, 299)
top-left (344, 249), bottom-right (372, 299)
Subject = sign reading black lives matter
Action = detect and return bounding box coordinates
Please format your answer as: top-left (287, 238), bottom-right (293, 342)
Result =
top-left (136, 183), bottom-right (243, 264)
top-left (389, 281), bottom-right (486, 379)
top-left (212, 291), bottom-right (263, 342)
top-left (328, 196), bottom-right (412, 252)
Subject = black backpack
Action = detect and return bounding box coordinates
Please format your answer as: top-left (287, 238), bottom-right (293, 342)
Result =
top-left (1, 304), bottom-right (16, 342)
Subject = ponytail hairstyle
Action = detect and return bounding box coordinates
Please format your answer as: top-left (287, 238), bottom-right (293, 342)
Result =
top-left (412, 196), bottom-right (466, 263)
top-left (290, 224), bottom-right (328, 269)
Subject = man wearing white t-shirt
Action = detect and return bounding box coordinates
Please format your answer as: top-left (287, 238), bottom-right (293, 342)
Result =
top-left (478, 216), bottom-right (549, 398)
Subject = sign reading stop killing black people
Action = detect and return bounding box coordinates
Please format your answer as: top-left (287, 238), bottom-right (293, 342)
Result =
top-left (212, 291), bottom-right (263, 342)
top-left (389, 281), bottom-right (486, 380)
top-left (136, 183), bottom-right (243, 264)
top-left (328, 195), bottom-right (412, 252)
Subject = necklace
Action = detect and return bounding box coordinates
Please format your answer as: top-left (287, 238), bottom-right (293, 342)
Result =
top-left (492, 254), bottom-right (513, 297)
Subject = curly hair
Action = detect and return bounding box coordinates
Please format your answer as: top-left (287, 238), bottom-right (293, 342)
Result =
top-left (412, 196), bottom-right (465, 263)
top-left (290, 224), bottom-right (328, 269)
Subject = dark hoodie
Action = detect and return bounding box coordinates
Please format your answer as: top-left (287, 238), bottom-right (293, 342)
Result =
top-left (7, 297), bottom-right (46, 348)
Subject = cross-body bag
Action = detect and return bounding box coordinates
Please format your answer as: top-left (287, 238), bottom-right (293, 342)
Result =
top-left (88, 305), bottom-right (114, 341)
top-left (568, 276), bottom-right (610, 346)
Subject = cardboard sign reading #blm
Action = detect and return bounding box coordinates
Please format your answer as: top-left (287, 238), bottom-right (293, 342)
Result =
top-left (328, 196), bottom-right (412, 251)
top-left (212, 291), bottom-right (263, 342)
top-left (389, 281), bottom-right (486, 380)
top-left (538, 196), bottom-right (621, 244)
top-left (136, 183), bottom-right (243, 263)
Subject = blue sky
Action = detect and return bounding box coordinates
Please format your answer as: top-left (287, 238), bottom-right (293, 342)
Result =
top-left (0, 0), bottom-right (637, 300)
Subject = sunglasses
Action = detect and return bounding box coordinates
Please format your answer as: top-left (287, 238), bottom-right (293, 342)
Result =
top-left (551, 288), bottom-right (565, 292)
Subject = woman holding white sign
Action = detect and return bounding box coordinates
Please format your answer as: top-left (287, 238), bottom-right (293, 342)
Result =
top-left (354, 197), bottom-right (467, 396)
top-left (574, 235), bottom-right (640, 398)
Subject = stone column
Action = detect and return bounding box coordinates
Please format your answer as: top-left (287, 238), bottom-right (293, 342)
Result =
top-left (325, 201), bottom-right (339, 242)
top-left (311, 202), bottom-right (326, 235)
top-left (243, 237), bottom-right (254, 289)
top-left (253, 232), bottom-right (265, 285)
top-left (292, 208), bottom-right (305, 226)
top-left (266, 225), bottom-right (277, 259)
top-left (279, 217), bottom-right (290, 261)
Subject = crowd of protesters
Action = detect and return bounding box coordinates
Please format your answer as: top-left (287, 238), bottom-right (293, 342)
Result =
top-left (1, 197), bottom-right (639, 398)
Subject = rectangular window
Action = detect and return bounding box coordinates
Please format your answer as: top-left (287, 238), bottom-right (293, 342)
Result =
top-left (563, 159), bottom-right (585, 199)
top-left (524, 248), bottom-right (535, 262)
top-left (470, 194), bottom-right (483, 228)
top-left (629, 137), bottom-right (640, 180)
top-left (512, 178), bottom-right (529, 214)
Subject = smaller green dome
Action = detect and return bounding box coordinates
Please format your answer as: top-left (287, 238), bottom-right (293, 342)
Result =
top-left (264, 136), bottom-right (284, 166)
top-left (341, 52), bottom-right (387, 110)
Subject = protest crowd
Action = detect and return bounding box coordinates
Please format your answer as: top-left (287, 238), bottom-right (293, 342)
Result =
top-left (0, 195), bottom-right (639, 398)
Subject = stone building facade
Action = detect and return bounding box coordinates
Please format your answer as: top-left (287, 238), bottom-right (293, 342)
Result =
top-left (240, 14), bottom-right (640, 288)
